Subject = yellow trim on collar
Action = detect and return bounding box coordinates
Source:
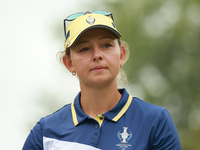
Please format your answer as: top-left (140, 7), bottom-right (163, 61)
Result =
top-left (96, 115), bottom-right (105, 127)
top-left (71, 101), bottom-right (78, 126)
top-left (112, 95), bottom-right (132, 122)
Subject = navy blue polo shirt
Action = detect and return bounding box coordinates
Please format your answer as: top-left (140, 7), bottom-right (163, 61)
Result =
top-left (23, 89), bottom-right (182, 150)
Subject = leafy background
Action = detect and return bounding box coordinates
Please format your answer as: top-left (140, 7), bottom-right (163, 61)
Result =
top-left (0, 0), bottom-right (199, 149)
top-left (55, 0), bottom-right (200, 149)
top-left (101, 0), bottom-right (200, 149)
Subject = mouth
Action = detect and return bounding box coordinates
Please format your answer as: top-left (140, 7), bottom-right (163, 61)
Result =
top-left (90, 66), bottom-right (107, 72)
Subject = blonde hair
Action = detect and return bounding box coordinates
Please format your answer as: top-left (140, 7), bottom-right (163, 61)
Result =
top-left (57, 39), bottom-right (130, 85)
top-left (117, 40), bottom-right (129, 85)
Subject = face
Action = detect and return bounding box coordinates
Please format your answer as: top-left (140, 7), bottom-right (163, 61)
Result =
top-left (63, 28), bottom-right (126, 88)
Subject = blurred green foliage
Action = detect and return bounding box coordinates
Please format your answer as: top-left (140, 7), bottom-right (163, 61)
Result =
top-left (100, 0), bottom-right (200, 149)
top-left (34, 0), bottom-right (200, 149)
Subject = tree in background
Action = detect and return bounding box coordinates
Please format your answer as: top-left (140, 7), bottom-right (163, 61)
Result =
top-left (34, 0), bottom-right (200, 149)
top-left (99, 0), bottom-right (199, 149)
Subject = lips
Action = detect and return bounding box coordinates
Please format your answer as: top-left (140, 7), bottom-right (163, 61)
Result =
top-left (90, 66), bottom-right (107, 72)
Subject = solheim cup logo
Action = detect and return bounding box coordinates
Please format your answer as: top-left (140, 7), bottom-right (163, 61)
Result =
top-left (86, 16), bottom-right (95, 25)
top-left (116, 127), bottom-right (132, 150)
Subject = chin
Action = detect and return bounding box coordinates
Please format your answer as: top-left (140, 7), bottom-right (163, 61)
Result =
top-left (90, 77), bottom-right (117, 87)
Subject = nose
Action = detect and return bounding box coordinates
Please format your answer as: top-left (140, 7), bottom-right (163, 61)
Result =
top-left (93, 45), bottom-right (103, 61)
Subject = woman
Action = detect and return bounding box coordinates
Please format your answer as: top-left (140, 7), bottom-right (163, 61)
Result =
top-left (23, 11), bottom-right (182, 150)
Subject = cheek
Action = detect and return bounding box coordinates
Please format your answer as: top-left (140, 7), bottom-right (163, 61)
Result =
top-left (108, 51), bottom-right (121, 65)
top-left (72, 57), bottom-right (88, 74)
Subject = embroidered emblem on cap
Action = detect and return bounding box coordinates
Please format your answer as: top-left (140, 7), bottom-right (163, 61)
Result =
top-left (86, 16), bottom-right (95, 25)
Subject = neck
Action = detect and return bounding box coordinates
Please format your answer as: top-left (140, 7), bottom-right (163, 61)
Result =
top-left (79, 80), bottom-right (121, 119)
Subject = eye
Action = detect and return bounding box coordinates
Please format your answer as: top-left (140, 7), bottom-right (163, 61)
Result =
top-left (103, 43), bottom-right (111, 48)
top-left (80, 47), bottom-right (89, 52)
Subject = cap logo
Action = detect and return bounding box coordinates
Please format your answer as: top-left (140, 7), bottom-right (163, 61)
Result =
top-left (86, 16), bottom-right (95, 25)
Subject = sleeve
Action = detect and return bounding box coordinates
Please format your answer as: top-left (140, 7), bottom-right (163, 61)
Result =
top-left (22, 118), bottom-right (44, 150)
top-left (152, 109), bottom-right (182, 150)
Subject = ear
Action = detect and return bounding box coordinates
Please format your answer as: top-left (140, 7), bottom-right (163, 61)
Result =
top-left (120, 45), bottom-right (126, 64)
top-left (63, 55), bottom-right (74, 72)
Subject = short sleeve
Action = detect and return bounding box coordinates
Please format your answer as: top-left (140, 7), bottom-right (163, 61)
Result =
top-left (22, 118), bottom-right (44, 150)
top-left (152, 109), bottom-right (182, 150)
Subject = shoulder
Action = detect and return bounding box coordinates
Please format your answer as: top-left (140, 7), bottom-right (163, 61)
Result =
top-left (128, 97), bottom-right (175, 129)
top-left (41, 103), bottom-right (72, 125)
top-left (22, 104), bottom-right (72, 150)
top-left (29, 103), bottom-right (72, 131)
top-left (32, 103), bottom-right (73, 139)
top-left (130, 98), bottom-right (182, 149)
top-left (119, 90), bottom-right (182, 149)
top-left (130, 97), bottom-right (178, 129)
top-left (131, 97), bottom-right (167, 116)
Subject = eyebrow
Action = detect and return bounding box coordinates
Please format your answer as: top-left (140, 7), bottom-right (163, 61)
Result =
top-left (99, 36), bottom-right (116, 40)
top-left (73, 35), bottom-right (117, 48)
top-left (73, 40), bottom-right (89, 48)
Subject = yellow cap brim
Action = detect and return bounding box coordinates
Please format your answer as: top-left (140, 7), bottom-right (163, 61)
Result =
top-left (64, 13), bottom-right (121, 50)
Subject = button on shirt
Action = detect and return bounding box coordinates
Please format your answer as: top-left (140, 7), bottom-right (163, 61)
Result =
top-left (23, 89), bottom-right (182, 150)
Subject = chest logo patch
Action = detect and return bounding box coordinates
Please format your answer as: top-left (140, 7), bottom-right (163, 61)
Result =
top-left (116, 127), bottom-right (132, 150)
